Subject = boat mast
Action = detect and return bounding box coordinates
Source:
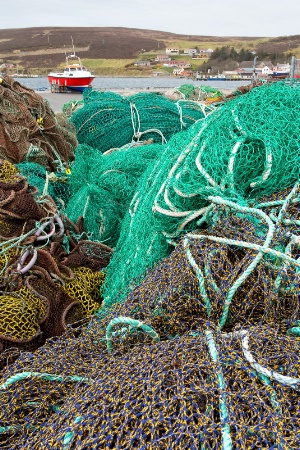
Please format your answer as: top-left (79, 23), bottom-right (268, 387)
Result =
top-left (71, 36), bottom-right (76, 57)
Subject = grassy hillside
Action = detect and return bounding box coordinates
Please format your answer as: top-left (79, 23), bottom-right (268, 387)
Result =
top-left (0, 27), bottom-right (299, 76)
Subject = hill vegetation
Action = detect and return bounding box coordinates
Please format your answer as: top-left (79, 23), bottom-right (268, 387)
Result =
top-left (0, 27), bottom-right (299, 76)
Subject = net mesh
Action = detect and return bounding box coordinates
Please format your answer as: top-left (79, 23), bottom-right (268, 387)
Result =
top-left (0, 157), bottom-right (112, 363)
top-left (0, 75), bottom-right (77, 171)
top-left (69, 90), bottom-right (211, 153)
top-left (65, 141), bottom-right (165, 247)
top-left (101, 80), bottom-right (300, 307)
top-left (0, 323), bottom-right (299, 449)
top-left (0, 79), bottom-right (300, 449)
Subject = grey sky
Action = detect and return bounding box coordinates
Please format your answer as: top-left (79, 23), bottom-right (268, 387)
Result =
top-left (2, 0), bottom-right (299, 37)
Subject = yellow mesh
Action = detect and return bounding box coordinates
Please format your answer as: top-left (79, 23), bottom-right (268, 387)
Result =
top-left (0, 159), bottom-right (20, 182)
top-left (0, 286), bottom-right (46, 339)
top-left (62, 267), bottom-right (105, 316)
top-left (0, 246), bottom-right (17, 273)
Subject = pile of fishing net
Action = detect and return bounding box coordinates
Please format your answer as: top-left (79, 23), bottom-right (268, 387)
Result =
top-left (101, 80), bottom-right (300, 306)
top-left (0, 321), bottom-right (299, 449)
top-left (0, 75), bottom-right (77, 171)
top-left (17, 161), bottom-right (72, 210)
top-left (0, 160), bottom-right (112, 363)
top-left (69, 89), bottom-right (212, 152)
top-left (65, 141), bottom-right (165, 247)
top-left (1, 80), bottom-right (300, 449)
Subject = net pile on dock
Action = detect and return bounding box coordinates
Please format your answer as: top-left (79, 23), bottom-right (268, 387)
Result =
top-left (0, 75), bottom-right (77, 171)
top-left (0, 322), bottom-right (299, 449)
top-left (0, 159), bottom-right (112, 364)
top-left (69, 90), bottom-right (212, 152)
top-left (102, 80), bottom-right (300, 306)
top-left (1, 80), bottom-right (300, 449)
top-left (65, 141), bottom-right (165, 247)
top-left (175, 83), bottom-right (224, 103)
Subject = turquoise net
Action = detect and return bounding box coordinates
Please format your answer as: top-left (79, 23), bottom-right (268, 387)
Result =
top-left (101, 81), bottom-right (300, 307)
top-left (69, 90), bottom-right (209, 152)
top-left (65, 142), bottom-right (165, 247)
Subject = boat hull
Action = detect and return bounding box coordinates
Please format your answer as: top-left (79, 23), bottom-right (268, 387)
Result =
top-left (207, 76), bottom-right (227, 81)
top-left (270, 72), bottom-right (289, 79)
top-left (48, 74), bottom-right (95, 92)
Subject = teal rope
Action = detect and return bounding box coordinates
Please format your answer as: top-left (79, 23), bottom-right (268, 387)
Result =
top-left (63, 416), bottom-right (84, 450)
top-left (275, 180), bottom-right (300, 226)
top-left (204, 329), bottom-right (232, 450)
top-left (106, 316), bottom-right (160, 353)
top-left (183, 237), bottom-right (212, 316)
top-left (207, 196), bottom-right (275, 328)
top-left (287, 327), bottom-right (300, 336)
top-left (0, 372), bottom-right (89, 391)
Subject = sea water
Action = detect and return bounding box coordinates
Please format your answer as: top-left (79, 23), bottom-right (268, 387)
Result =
top-left (14, 76), bottom-right (251, 92)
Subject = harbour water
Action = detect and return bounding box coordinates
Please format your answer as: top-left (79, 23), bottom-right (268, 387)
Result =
top-left (14, 76), bottom-right (252, 92)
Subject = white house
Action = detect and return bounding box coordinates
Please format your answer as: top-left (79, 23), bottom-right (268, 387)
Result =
top-left (166, 48), bottom-right (179, 55)
top-left (134, 60), bottom-right (151, 67)
top-left (183, 49), bottom-right (197, 55)
top-left (155, 54), bottom-right (171, 62)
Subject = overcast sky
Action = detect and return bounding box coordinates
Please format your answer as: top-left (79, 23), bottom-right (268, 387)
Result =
top-left (2, 0), bottom-right (299, 37)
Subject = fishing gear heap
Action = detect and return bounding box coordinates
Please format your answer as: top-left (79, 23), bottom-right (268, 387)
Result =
top-left (0, 80), bottom-right (300, 449)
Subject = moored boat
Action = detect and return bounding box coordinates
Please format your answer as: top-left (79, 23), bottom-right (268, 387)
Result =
top-left (207, 72), bottom-right (226, 81)
top-left (269, 63), bottom-right (290, 79)
top-left (48, 52), bottom-right (95, 92)
top-left (270, 70), bottom-right (290, 79)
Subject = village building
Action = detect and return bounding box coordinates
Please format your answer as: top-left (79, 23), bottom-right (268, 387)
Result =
top-left (165, 48), bottom-right (180, 55)
top-left (192, 53), bottom-right (211, 59)
top-left (165, 60), bottom-right (191, 68)
top-left (155, 54), bottom-right (171, 63)
top-left (183, 49), bottom-right (197, 55)
top-left (134, 60), bottom-right (151, 67)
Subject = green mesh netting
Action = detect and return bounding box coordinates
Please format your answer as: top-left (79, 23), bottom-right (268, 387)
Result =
top-left (17, 162), bottom-right (71, 210)
top-left (83, 88), bottom-right (123, 103)
top-left (1, 80), bottom-right (300, 450)
top-left (69, 90), bottom-right (210, 152)
top-left (101, 81), bottom-right (300, 307)
top-left (65, 142), bottom-right (165, 247)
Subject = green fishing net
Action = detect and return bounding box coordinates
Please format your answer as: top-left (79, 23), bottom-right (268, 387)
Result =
top-left (101, 81), bottom-right (300, 307)
top-left (65, 141), bottom-right (165, 247)
top-left (69, 90), bottom-right (209, 152)
top-left (17, 162), bottom-right (71, 210)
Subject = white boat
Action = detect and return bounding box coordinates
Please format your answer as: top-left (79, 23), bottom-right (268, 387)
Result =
top-left (48, 42), bottom-right (94, 92)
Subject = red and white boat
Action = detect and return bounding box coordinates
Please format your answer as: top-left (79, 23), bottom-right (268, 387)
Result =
top-left (48, 52), bottom-right (95, 92)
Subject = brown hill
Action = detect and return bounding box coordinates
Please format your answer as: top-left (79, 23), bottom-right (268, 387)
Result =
top-left (0, 27), bottom-right (299, 72)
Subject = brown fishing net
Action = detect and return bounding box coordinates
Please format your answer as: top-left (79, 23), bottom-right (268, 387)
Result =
top-left (0, 75), bottom-right (77, 171)
top-left (0, 159), bottom-right (112, 362)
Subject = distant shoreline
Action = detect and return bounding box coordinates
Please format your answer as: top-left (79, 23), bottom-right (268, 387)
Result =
top-left (37, 86), bottom-right (234, 112)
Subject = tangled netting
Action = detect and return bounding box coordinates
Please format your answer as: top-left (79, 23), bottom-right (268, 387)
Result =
top-left (102, 80), bottom-right (300, 306)
top-left (165, 81), bottom-right (262, 103)
top-left (69, 90), bottom-right (213, 152)
top-left (65, 141), bottom-right (165, 247)
top-left (0, 75), bottom-right (77, 171)
top-left (0, 159), bottom-right (112, 363)
top-left (17, 161), bottom-right (71, 210)
top-left (1, 79), bottom-right (300, 449)
top-left (0, 322), bottom-right (299, 449)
